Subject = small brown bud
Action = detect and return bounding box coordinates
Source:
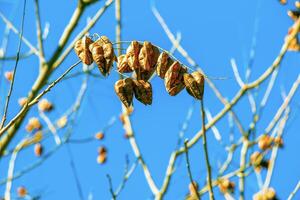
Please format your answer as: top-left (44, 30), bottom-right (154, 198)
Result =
top-left (218, 179), bottom-right (235, 194)
top-left (34, 143), bottom-right (43, 157)
top-left (26, 117), bottom-right (42, 132)
top-left (95, 132), bottom-right (104, 140)
top-left (279, 0), bottom-right (287, 5)
top-left (133, 80), bottom-right (152, 105)
top-left (288, 10), bottom-right (300, 21)
top-left (57, 116), bottom-right (68, 128)
top-left (274, 136), bottom-right (284, 147)
top-left (18, 97), bottom-right (28, 107)
top-left (4, 71), bottom-right (13, 81)
top-left (97, 154), bottom-right (107, 164)
top-left (258, 134), bottom-right (273, 150)
top-left (17, 186), bottom-right (27, 197)
top-left (74, 36), bottom-right (94, 65)
top-left (38, 99), bottom-right (53, 112)
top-left (114, 78), bottom-right (134, 108)
top-left (98, 146), bottom-right (107, 154)
top-left (164, 61), bottom-right (187, 96)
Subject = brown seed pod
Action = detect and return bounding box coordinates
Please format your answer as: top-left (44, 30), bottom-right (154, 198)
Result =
top-left (258, 134), bottom-right (273, 150)
top-left (38, 98), bottom-right (53, 112)
top-left (138, 41), bottom-right (160, 71)
top-left (95, 132), bottom-right (104, 140)
top-left (117, 54), bottom-right (133, 73)
top-left (156, 52), bottom-right (173, 78)
top-left (164, 61), bottom-right (187, 96)
top-left (26, 117), bottom-right (42, 132)
top-left (4, 71), bottom-right (13, 81)
top-left (34, 143), bottom-right (43, 157)
top-left (126, 41), bottom-right (142, 70)
top-left (183, 71), bottom-right (205, 100)
top-left (74, 36), bottom-right (94, 65)
top-left (114, 78), bottom-right (134, 108)
top-left (17, 186), bottom-right (27, 197)
top-left (97, 153), bottom-right (107, 164)
top-left (133, 80), bottom-right (152, 105)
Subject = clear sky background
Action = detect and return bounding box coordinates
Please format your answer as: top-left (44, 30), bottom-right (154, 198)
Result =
top-left (0, 0), bottom-right (300, 199)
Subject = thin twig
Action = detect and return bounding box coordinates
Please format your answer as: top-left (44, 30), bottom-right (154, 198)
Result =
top-left (288, 181), bottom-right (300, 200)
top-left (184, 139), bottom-right (200, 200)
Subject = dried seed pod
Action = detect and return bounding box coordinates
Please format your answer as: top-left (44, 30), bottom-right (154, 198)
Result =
top-left (17, 186), bottom-right (27, 197)
top-left (18, 97), bottom-right (28, 107)
top-left (4, 71), bottom-right (13, 81)
top-left (74, 36), bottom-right (93, 65)
top-left (89, 36), bottom-right (115, 76)
top-left (34, 143), bottom-right (43, 157)
top-left (184, 71), bottom-right (205, 100)
top-left (95, 132), bottom-right (104, 140)
top-left (114, 78), bottom-right (134, 108)
top-left (38, 98), bottom-right (53, 112)
top-left (117, 54), bottom-right (132, 73)
top-left (126, 41), bottom-right (142, 70)
top-left (156, 52), bottom-right (173, 78)
top-left (164, 61), bottom-right (187, 96)
top-left (138, 41), bottom-right (160, 71)
top-left (133, 80), bottom-right (152, 105)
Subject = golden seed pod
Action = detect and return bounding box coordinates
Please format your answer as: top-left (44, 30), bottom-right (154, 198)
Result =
top-left (95, 132), bottom-right (104, 140)
top-left (74, 36), bottom-right (94, 65)
top-left (38, 98), bottom-right (53, 112)
top-left (17, 186), bottom-right (27, 197)
top-left (258, 134), bottom-right (273, 150)
top-left (117, 54), bottom-right (133, 73)
top-left (156, 52), bottom-right (173, 78)
top-left (188, 181), bottom-right (198, 196)
top-left (133, 80), bottom-right (152, 105)
top-left (164, 61), bottom-right (187, 96)
top-left (26, 117), bottom-right (42, 132)
top-left (126, 40), bottom-right (142, 70)
top-left (34, 143), bottom-right (43, 157)
top-left (18, 97), bottom-right (28, 107)
top-left (183, 71), bottom-right (205, 100)
top-left (114, 78), bottom-right (134, 108)
top-left (4, 71), bottom-right (13, 81)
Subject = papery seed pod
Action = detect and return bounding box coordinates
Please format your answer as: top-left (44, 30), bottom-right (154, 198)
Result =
top-left (183, 71), bottom-right (205, 100)
top-left (74, 36), bottom-right (94, 65)
top-left (117, 54), bottom-right (132, 73)
top-left (114, 78), bottom-right (134, 108)
top-left (126, 41), bottom-right (142, 70)
top-left (38, 98), bottom-right (53, 112)
top-left (4, 71), bottom-right (13, 81)
top-left (164, 61), bottom-right (187, 96)
top-left (34, 143), bottom-right (43, 157)
top-left (138, 41), bottom-right (160, 71)
top-left (18, 97), bottom-right (28, 107)
top-left (156, 52), bottom-right (173, 78)
top-left (133, 80), bottom-right (152, 105)
top-left (17, 186), bottom-right (27, 197)
top-left (95, 132), bottom-right (104, 140)
top-left (100, 36), bottom-right (115, 74)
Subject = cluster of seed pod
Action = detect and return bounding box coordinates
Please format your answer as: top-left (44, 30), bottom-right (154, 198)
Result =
top-left (74, 36), bottom-right (205, 108)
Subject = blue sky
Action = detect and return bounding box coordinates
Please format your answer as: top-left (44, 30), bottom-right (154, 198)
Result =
top-left (0, 0), bottom-right (300, 199)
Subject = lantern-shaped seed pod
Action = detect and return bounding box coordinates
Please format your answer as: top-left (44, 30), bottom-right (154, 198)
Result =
top-left (117, 55), bottom-right (133, 73)
top-left (183, 71), bottom-right (205, 100)
top-left (74, 36), bottom-right (94, 65)
top-left (164, 61), bottom-right (187, 96)
top-left (89, 36), bottom-right (115, 76)
top-left (126, 41), bottom-right (142, 70)
top-left (133, 80), bottom-right (152, 105)
top-left (139, 41), bottom-right (160, 71)
top-left (114, 78), bottom-right (134, 108)
top-left (156, 52), bottom-right (173, 78)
